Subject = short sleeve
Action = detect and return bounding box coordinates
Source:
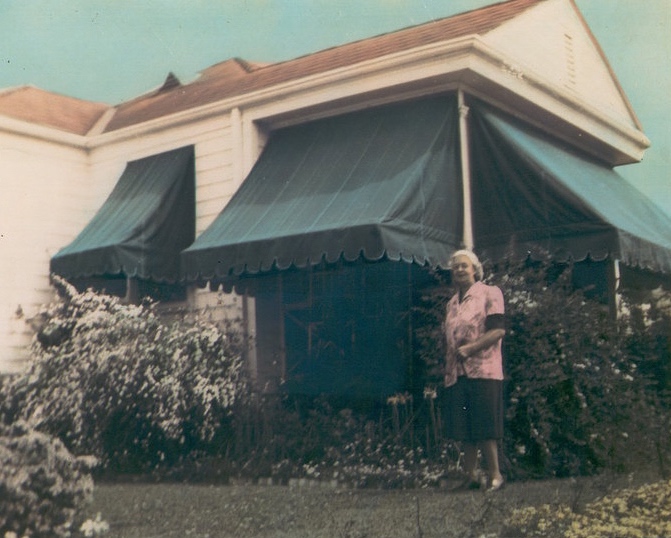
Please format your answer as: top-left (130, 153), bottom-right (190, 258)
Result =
top-left (486, 285), bottom-right (504, 316)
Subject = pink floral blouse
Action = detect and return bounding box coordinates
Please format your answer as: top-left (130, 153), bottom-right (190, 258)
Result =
top-left (443, 281), bottom-right (505, 387)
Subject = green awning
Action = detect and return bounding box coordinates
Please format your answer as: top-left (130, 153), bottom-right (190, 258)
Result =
top-left (182, 96), bottom-right (462, 279)
top-left (51, 146), bottom-right (195, 282)
top-left (182, 94), bottom-right (671, 282)
top-left (468, 102), bottom-right (671, 272)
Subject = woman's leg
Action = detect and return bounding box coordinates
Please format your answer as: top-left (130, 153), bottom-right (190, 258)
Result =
top-left (463, 442), bottom-right (479, 478)
top-left (479, 439), bottom-right (503, 485)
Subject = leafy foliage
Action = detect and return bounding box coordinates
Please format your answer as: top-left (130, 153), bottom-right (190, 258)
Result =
top-left (491, 260), bottom-right (671, 478)
top-left (1, 276), bottom-right (249, 474)
top-left (504, 478), bottom-right (671, 537)
top-left (3, 260), bottom-right (670, 489)
top-left (414, 258), bottom-right (671, 480)
top-left (0, 421), bottom-right (95, 538)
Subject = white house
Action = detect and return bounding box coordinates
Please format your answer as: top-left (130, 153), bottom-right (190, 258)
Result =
top-left (1, 0), bottom-right (670, 395)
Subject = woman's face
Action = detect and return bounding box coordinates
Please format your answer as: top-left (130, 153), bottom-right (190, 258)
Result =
top-left (451, 255), bottom-right (476, 288)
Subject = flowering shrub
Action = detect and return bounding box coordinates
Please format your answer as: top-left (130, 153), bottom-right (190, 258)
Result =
top-left (1, 276), bottom-right (249, 474)
top-left (414, 258), bottom-right (671, 480)
top-left (503, 478), bottom-right (671, 537)
top-left (0, 421), bottom-right (95, 538)
top-left (78, 513), bottom-right (109, 537)
top-left (493, 260), bottom-right (670, 478)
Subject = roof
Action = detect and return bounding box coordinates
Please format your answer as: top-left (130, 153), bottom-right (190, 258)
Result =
top-left (103, 0), bottom-right (543, 132)
top-left (0, 86), bottom-right (109, 135)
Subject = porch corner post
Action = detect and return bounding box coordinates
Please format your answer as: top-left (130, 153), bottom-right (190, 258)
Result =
top-left (458, 89), bottom-right (474, 251)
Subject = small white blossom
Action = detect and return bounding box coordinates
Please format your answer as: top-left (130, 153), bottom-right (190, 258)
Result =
top-left (80, 513), bottom-right (110, 537)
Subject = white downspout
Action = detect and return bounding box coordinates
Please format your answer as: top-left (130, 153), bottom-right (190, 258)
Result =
top-left (458, 89), bottom-right (474, 251)
top-left (612, 258), bottom-right (622, 318)
top-left (231, 107), bottom-right (244, 185)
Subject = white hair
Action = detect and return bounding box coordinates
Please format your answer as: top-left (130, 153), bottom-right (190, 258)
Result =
top-left (450, 249), bottom-right (484, 281)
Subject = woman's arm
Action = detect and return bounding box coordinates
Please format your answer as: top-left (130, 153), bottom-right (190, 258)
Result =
top-left (456, 328), bottom-right (505, 360)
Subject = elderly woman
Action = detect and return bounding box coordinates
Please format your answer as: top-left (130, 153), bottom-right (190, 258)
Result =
top-left (443, 249), bottom-right (505, 492)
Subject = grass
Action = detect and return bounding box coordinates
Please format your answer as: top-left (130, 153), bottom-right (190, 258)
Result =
top-left (84, 472), bottom-right (664, 538)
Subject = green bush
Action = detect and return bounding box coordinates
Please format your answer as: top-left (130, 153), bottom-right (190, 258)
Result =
top-left (0, 421), bottom-right (95, 538)
top-left (494, 260), bottom-right (670, 478)
top-left (1, 276), bottom-right (250, 474)
top-left (413, 258), bottom-right (671, 480)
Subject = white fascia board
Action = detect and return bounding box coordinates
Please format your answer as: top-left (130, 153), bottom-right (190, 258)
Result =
top-left (466, 39), bottom-right (650, 163)
top-left (91, 34), bottom-right (647, 164)
top-left (237, 40), bottom-right (477, 124)
top-left (3, 35), bottom-right (648, 164)
top-left (84, 37), bottom-right (480, 148)
top-left (0, 115), bottom-right (87, 149)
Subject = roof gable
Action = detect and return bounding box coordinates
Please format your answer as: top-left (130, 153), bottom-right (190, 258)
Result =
top-left (484, 0), bottom-right (639, 129)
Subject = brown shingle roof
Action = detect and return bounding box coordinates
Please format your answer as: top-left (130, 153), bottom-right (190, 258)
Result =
top-left (104, 0), bottom-right (543, 133)
top-left (0, 86), bottom-right (109, 135)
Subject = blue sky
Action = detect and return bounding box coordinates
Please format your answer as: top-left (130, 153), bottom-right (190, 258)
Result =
top-left (1, 0), bottom-right (669, 212)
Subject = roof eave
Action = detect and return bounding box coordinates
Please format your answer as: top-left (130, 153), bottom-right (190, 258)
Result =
top-left (0, 114), bottom-right (88, 148)
top-left (463, 39), bottom-right (650, 165)
top-left (84, 35), bottom-right (648, 165)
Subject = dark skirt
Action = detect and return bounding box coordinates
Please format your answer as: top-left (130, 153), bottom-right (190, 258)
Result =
top-left (441, 377), bottom-right (503, 442)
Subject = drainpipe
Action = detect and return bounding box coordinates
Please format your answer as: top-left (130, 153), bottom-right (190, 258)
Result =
top-left (231, 107), bottom-right (243, 185)
top-left (609, 258), bottom-right (622, 318)
top-left (458, 89), bottom-right (474, 251)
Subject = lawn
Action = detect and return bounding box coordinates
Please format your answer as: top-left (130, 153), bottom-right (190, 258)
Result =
top-left (85, 473), bottom-right (661, 538)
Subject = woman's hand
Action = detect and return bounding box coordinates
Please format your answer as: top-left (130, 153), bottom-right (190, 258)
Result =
top-left (456, 344), bottom-right (472, 362)
top-left (456, 329), bottom-right (505, 362)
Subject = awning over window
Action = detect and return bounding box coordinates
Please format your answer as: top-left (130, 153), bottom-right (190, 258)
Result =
top-left (468, 102), bottom-right (671, 272)
top-left (182, 96), bottom-right (462, 279)
top-left (51, 146), bottom-right (195, 282)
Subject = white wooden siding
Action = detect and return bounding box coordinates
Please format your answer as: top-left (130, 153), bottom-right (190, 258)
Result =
top-left (0, 112), bottom-right (247, 373)
top-left (0, 135), bottom-right (90, 372)
top-left (0, 0), bottom-right (650, 375)
top-left (195, 119), bottom-right (234, 233)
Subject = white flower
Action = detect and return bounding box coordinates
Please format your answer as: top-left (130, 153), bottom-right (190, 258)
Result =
top-left (423, 387), bottom-right (437, 400)
top-left (80, 513), bottom-right (110, 537)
